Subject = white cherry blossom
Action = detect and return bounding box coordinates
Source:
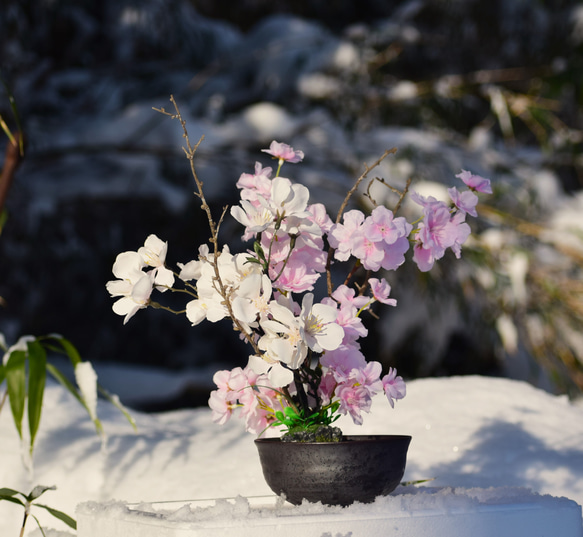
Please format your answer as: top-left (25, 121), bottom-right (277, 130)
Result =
top-left (230, 199), bottom-right (274, 235)
top-left (299, 293), bottom-right (344, 353)
top-left (137, 234), bottom-right (174, 289)
top-left (247, 354), bottom-right (294, 388)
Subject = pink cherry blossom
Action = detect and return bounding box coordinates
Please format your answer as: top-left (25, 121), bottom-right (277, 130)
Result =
top-left (369, 278), bottom-right (397, 306)
top-left (448, 211), bottom-right (472, 258)
top-left (317, 371), bottom-right (337, 406)
top-left (307, 203), bottom-right (334, 233)
top-left (456, 170), bottom-right (492, 194)
top-left (208, 390), bottom-right (233, 425)
top-left (351, 361), bottom-right (383, 395)
top-left (448, 186), bottom-right (479, 217)
top-left (352, 233), bottom-right (385, 271)
top-left (410, 190), bottom-right (448, 212)
top-left (379, 235), bottom-right (410, 271)
top-left (412, 205), bottom-right (459, 272)
top-left (322, 298), bottom-right (368, 346)
top-left (331, 285), bottom-right (370, 310)
top-left (237, 162), bottom-right (273, 206)
top-left (328, 210), bottom-right (365, 261)
top-left (320, 345), bottom-right (367, 380)
top-left (363, 206), bottom-right (412, 245)
top-left (262, 141), bottom-right (304, 164)
top-left (336, 383), bottom-right (372, 425)
top-left (382, 367), bottom-right (406, 408)
top-left (412, 241), bottom-right (435, 272)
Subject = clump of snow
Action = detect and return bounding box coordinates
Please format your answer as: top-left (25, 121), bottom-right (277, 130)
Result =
top-left (75, 362), bottom-right (99, 423)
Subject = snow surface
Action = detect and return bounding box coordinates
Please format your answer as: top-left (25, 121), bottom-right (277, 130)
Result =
top-left (76, 489), bottom-right (582, 537)
top-left (1, 373), bottom-right (582, 536)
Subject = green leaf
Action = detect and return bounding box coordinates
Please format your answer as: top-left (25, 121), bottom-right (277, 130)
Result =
top-left (0, 75), bottom-right (24, 156)
top-left (253, 240), bottom-right (266, 262)
top-left (0, 208), bottom-right (7, 235)
top-left (0, 487), bottom-right (22, 498)
top-left (27, 341), bottom-right (47, 454)
top-left (46, 363), bottom-right (84, 407)
top-left (0, 494), bottom-right (25, 507)
top-left (46, 336), bottom-right (82, 366)
top-left (5, 350), bottom-right (26, 439)
top-left (98, 385), bottom-right (138, 432)
top-left (0, 363), bottom-right (6, 386)
top-left (27, 485), bottom-right (55, 502)
top-left (36, 504), bottom-right (77, 530)
top-left (283, 406), bottom-right (299, 419)
top-left (401, 477), bottom-right (436, 487)
top-left (30, 513), bottom-right (48, 537)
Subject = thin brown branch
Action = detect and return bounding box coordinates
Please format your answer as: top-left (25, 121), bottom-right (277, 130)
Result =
top-left (0, 133), bottom-right (25, 214)
top-left (160, 96), bottom-right (260, 355)
top-left (334, 148), bottom-right (397, 224)
top-left (393, 176), bottom-right (413, 214)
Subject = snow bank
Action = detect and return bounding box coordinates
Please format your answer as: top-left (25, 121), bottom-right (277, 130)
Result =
top-left (76, 488), bottom-right (583, 537)
top-left (1, 374), bottom-right (582, 536)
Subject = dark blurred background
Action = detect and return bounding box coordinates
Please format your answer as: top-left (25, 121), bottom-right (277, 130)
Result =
top-left (1, 0), bottom-right (582, 409)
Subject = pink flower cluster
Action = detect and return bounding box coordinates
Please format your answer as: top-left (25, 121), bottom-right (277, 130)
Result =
top-left (328, 207), bottom-right (412, 272)
top-left (107, 140), bottom-right (491, 436)
top-left (208, 366), bottom-right (286, 435)
top-left (234, 162), bottom-right (331, 293)
top-left (319, 351), bottom-right (405, 425)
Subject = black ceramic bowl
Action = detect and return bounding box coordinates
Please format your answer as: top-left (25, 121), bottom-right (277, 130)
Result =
top-left (255, 434), bottom-right (412, 506)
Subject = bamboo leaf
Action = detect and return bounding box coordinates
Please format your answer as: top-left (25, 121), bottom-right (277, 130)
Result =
top-left (0, 76), bottom-right (24, 156)
top-left (46, 363), bottom-right (85, 407)
top-left (0, 208), bottom-right (7, 235)
top-left (5, 350), bottom-right (26, 439)
top-left (0, 487), bottom-right (22, 497)
top-left (27, 485), bottom-right (55, 502)
top-left (401, 477), bottom-right (436, 486)
top-left (30, 513), bottom-right (48, 537)
top-left (27, 341), bottom-right (47, 454)
top-left (98, 385), bottom-right (137, 432)
top-left (0, 494), bottom-right (25, 507)
top-left (0, 114), bottom-right (16, 147)
top-left (46, 335), bottom-right (82, 366)
top-left (36, 504), bottom-right (77, 530)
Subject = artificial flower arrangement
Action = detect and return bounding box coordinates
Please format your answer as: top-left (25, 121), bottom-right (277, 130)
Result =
top-left (106, 100), bottom-right (491, 442)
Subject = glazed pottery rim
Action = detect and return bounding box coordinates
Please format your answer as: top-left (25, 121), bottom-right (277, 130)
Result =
top-left (255, 434), bottom-right (412, 445)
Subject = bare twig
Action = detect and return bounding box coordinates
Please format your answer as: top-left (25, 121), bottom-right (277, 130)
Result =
top-left (334, 148), bottom-right (397, 225)
top-left (155, 97), bottom-right (260, 354)
top-left (364, 175), bottom-right (412, 214)
top-left (0, 133), bottom-right (24, 216)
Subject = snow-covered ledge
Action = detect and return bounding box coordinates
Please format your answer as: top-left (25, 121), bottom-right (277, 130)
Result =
top-left (77, 487), bottom-right (583, 537)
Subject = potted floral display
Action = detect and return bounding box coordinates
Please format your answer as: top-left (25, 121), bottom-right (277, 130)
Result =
top-left (106, 98), bottom-right (491, 506)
